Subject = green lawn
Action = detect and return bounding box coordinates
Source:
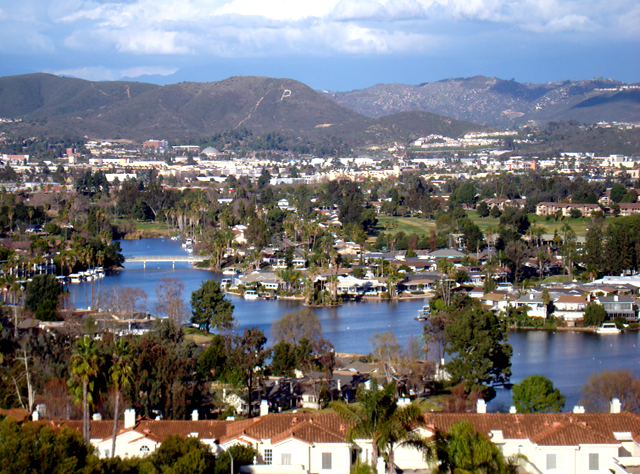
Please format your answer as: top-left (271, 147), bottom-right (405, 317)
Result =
top-left (376, 215), bottom-right (436, 236)
top-left (114, 219), bottom-right (174, 237)
top-left (183, 327), bottom-right (215, 345)
top-left (376, 212), bottom-right (609, 238)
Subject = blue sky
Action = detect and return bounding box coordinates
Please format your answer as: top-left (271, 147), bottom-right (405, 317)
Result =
top-left (0, 0), bottom-right (638, 90)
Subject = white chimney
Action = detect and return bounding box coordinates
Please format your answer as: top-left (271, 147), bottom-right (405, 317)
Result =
top-left (611, 398), bottom-right (622, 413)
top-left (32, 410), bottom-right (39, 421)
top-left (124, 408), bottom-right (136, 428)
top-left (573, 406), bottom-right (585, 414)
top-left (260, 400), bottom-right (269, 417)
top-left (614, 295), bottom-right (619, 302)
top-left (191, 409), bottom-right (199, 421)
top-left (476, 399), bottom-right (487, 414)
top-left (92, 413), bottom-right (102, 421)
top-left (510, 406), bottom-right (517, 414)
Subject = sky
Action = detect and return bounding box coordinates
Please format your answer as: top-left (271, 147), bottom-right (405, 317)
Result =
top-left (0, 0), bottom-right (638, 91)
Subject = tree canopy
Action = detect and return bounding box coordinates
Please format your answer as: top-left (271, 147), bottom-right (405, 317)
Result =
top-left (190, 280), bottom-right (235, 332)
top-left (445, 306), bottom-right (512, 401)
top-left (511, 375), bottom-right (565, 413)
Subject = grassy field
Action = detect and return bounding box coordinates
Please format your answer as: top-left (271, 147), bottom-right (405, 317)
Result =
top-left (183, 327), bottom-right (215, 345)
top-left (114, 219), bottom-right (174, 237)
top-left (376, 211), bottom-right (609, 238)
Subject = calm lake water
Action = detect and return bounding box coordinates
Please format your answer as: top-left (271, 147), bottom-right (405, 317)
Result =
top-left (71, 239), bottom-right (640, 411)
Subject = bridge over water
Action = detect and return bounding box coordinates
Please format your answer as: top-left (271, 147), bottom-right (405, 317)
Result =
top-left (123, 255), bottom-right (207, 269)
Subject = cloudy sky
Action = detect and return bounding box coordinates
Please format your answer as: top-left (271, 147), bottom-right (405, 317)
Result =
top-left (0, 0), bottom-right (638, 90)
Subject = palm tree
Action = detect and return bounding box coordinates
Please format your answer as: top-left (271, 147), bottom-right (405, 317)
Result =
top-left (436, 259), bottom-right (454, 306)
top-left (536, 250), bottom-right (549, 281)
top-left (331, 380), bottom-right (427, 474)
top-left (560, 223), bottom-right (573, 246)
top-left (110, 339), bottom-right (134, 457)
top-left (70, 336), bottom-right (104, 443)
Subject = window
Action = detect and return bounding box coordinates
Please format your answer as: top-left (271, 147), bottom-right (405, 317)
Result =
top-left (139, 445), bottom-right (150, 452)
top-left (264, 449), bottom-right (272, 465)
top-left (322, 452), bottom-right (332, 470)
top-left (589, 453), bottom-right (599, 471)
top-left (104, 449), bottom-right (110, 458)
top-left (282, 453), bottom-right (291, 465)
top-left (546, 453), bottom-right (566, 471)
top-left (547, 453), bottom-right (556, 470)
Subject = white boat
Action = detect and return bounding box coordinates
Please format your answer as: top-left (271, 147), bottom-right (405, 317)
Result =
top-left (69, 273), bottom-right (83, 283)
top-left (222, 267), bottom-right (239, 275)
top-left (244, 290), bottom-right (259, 300)
top-left (415, 305), bottom-right (431, 321)
top-left (596, 322), bottom-right (621, 334)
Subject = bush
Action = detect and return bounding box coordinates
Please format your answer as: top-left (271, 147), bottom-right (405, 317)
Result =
top-left (411, 291), bottom-right (425, 295)
top-left (613, 317), bottom-right (627, 329)
top-left (628, 323), bottom-right (639, 329)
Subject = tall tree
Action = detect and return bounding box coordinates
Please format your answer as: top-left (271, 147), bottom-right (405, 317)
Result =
top-left (271, 308), bottom-right (322, 347)
top-left (580, 369), bottom-right (640, 413)
top-left (230, 327), bottom-right (269, 417)
top-left (445, 306), bottom-right (512, 401)
top-left (154, 277), bottom-right (189, 326)
top-left (69, 336), bottom-right (104, 443)
top-left (190, 280), bottom-right (235, 332)
top-left (109, 338), bottom-right (134, 457)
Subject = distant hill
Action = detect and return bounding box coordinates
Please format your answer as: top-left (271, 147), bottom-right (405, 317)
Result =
top-left (328, 77), bottom-right (640, 127)
top-left (0, 73), bottom-right (483, 144)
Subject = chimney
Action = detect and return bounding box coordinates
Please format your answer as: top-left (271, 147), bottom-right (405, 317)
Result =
top-left (260, 400), bottom-right (269, 417)
top-left (610, 398), bottom-right (622, 413)
top-left (573, 406), bottom-right (585, 414)
top-left (614, 295), bottom-right (619, 302)
top-left (191, 409), bottom-right (199, 421)
top-left (509, 406), bottom-right (517, 414)
top-left (124, 408), bottom-right (136, 428)
top-left (92, 413), bottom-right (103, 421)
top-left (32, 410), bottom-right (39, 421)
top-left (476, 399), bottom-right (487, 414)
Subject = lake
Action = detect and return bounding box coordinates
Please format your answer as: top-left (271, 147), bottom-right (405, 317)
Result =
top-left (71, 238), bottom-right (640, 411)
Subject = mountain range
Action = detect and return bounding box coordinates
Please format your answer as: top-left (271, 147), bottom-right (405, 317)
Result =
top-left (329, 76), bottom-right (640, 127)
top-left (0, 73), bottom-right (637, 144)
top-left (0, 73), bottom-right (481, 143)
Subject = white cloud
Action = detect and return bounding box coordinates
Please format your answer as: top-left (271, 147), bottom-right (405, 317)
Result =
top-left (0, 0), bottom-right (635, 61)
top-left (525, 14), bottom-right (599, 33)
top-left (120, 66), bottom-right (178, 77)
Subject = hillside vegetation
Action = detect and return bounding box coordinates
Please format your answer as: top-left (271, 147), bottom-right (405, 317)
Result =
top-left (0, 74), bottom-right (482, 145)
top-left (330, 76), bottom-right (640, 127)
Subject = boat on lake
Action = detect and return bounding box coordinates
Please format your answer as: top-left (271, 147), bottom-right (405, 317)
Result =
top-left (244, 290), bottom-right (259, 300)
top-left (415, 305), bottom-right (431, 321)
top-left (596, 322), bottom-right (621, 334)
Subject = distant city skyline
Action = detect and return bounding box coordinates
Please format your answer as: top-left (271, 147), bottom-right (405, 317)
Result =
top-left (0, 0), bottom-right (638, 91)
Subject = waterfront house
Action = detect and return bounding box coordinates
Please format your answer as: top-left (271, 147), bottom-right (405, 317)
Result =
top-left (482, 292), bottom-right (517, 312)
top-left (515, 292), bottom-right (549, 319)
top-left (596, 295), bottom-right (637, 321)
top-left (553, 295), bottom-right (588, 321)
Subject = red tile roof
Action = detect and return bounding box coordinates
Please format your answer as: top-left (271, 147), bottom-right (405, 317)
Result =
top-left (422, 413), bottom-right (640, 446)
top-left (37, 412), bottom-right (640, 449)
